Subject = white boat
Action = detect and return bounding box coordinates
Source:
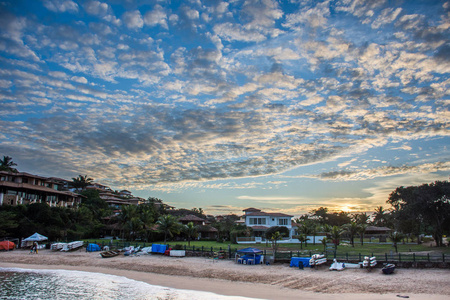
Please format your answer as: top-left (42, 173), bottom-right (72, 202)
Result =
top-left (329, 259), bottom-right (345, 271)
top-left (363, 256), bottom-right (377, 268)
top-left (51, 242), bottom-right (66, 251)
top-left (60, 241), bottom-right (83, 251)
top-left (309, 254), bottom-right (327, 266)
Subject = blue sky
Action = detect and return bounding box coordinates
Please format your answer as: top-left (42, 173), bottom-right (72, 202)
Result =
top-left (0, 0), bottom-right (449, 216)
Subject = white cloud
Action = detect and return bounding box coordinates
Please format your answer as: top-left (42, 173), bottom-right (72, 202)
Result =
top-left (283, 1), bottom-right (330, 29)
top-left (213, 23), bottom-right (266, 42)
top-left (122, 10), bottom-right (144, 29)
top-left (371, 7), bottom-right (402, 29)
top-left (144, 5), bottom-right (168, 29)
top-left (43, 0), bottom-right (79, 13)
top-left (84, 1), bottom-right (109, 16)
top-left (71, 76), bottom-right (88, 84)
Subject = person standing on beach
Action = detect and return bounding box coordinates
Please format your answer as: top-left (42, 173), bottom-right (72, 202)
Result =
top-left (33, 241), bottom-right (38, 254)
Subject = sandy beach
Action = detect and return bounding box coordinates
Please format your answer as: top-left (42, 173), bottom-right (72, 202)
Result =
top-left (1, 249), bottom-right (449, 300)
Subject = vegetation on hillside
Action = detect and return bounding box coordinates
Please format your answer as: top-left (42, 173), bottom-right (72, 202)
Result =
top-left (0, 156), bottom-right (448, 251)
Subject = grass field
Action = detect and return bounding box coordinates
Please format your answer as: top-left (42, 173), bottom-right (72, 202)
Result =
top-left (84, 238), bottom-right (450, 256)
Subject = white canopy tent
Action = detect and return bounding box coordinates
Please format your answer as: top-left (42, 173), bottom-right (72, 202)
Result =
top-left (22, 232), bottom-right (48, 247)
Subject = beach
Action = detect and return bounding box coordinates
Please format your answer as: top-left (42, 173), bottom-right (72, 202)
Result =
top-left (1, 249), bottom-right (449, 300)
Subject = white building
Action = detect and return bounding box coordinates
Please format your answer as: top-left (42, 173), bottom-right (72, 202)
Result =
top-left (238, 208), bottom-right (294, 243)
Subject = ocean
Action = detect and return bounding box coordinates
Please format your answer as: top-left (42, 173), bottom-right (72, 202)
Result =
top-left (0, 268), bottom-right (258, 300)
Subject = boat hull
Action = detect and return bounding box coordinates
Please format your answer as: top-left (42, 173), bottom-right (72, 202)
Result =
top-left (382, 264), bottom-right (395, 274)
top-left (100, 251), bottom-right (120, 258)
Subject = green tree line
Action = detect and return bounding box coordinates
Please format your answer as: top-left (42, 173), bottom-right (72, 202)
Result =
top-left (0, 159), bottom-right (448, 249)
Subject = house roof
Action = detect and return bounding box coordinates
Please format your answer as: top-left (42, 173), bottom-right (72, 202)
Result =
top-left (243, 207), bottom-right (262, 213)
top-left (365, 226), bottom-right (392, 232)
top-left (251, 226), bottom-right (269, 230)
top-left (0, 181), bottom-right (83, 198)
top-left (245, 211), bottom-right (293, 218)
top-left (178, 214), bottom-right (205, 222)
top-left (197, 225), bottom-right (218, 232)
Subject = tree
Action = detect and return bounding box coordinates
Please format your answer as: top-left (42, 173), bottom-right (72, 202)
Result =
top-left (270, 231), bottom-right (282, 259)
top-left (80, 189), bottom-right (110, 219)
top-left (343, 222), bottom-right (360, 247)
top-left (0, 210), bottom-right (19, 236)
top-left (156, 214), bottom-right (181, 243)
top-left (310, 207), bottom-right (329, 224)
top-left (387, 181), bottom-right (450, 247)
top-left (297, 233), bottom-right (309, 249)
top-left (71, 175), bottom-right (93, 192)
top-left (354, 213), bottom-right (369, 245)
top-left (137, 204), bottom-right (158, 242)
top-left (358, 223), bottom-right (368, 246)
top-left (0, 156), bottom-right (18, 172)
top-left (373, 206), bottom-right (387, 227)
top-left (191, 207), bottom-right (204, 217)
top-left (329, 226), bottom-right (344, 251)
top-left (389, 231), bottom-right (404, 253)
top-left (295, 218), bottom-right (315, 247)
top-left (184, 222), bottom-right (198, 246)
top-left (230, 224), bottom-right (252, 244)
top-left (265, 226), bottom-right (289, 240)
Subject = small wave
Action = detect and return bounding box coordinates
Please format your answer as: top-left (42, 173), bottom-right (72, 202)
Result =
top-left (0, 267), bottom-right (258, 300)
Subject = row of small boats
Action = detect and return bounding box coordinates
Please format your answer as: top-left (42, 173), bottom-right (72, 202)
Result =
top-left (100, 245), bottom-right (145, 258)
top-left (50, 241), bottom-right (84, 252)
top-left (325, 255), bottom-right (395, 274)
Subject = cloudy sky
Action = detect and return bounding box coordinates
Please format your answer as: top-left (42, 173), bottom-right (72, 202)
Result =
top-left (1, 0), bottom-right (449, 216)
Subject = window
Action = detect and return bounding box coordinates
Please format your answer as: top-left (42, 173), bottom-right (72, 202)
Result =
top-left (278, 218), bottom-right (288, 226)
top-left (249, 217), bottom-right (266, 225)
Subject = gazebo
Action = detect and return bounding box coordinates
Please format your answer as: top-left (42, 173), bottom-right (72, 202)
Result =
top-left (236, 247), bottom-right (263, 264)
top-left (22, 232), bottom-right (48, 248)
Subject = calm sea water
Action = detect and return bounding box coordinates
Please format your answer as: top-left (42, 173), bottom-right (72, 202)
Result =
top-left (0, 268), bottom-right (258, 300)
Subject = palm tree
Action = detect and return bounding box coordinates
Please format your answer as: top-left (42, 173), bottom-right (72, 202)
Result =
top-left (297, 233), bottom-right (309, 250)
top-left (71, 175), bottom-right (93, 192)
top-left (270, 231), bottom-right (282, 259)
top-left (321, 237), bottom-right (329, 252)
top-left (0, 156), bottom-right (18, 172)
top-left (156, 214), bottom-right (181, 243)
top-left (138, 204), bottom-right (157, 242)
top-left (118, 205), bottom-right (141, 240)
top-left (296, 219), bottom-right (313, 247)
top-left (330, 226), bottom-right (344, 251)
top-left (373, 206), bottom-right (387, 226)
top-left (184, 222), bottom-right (197, 246)
top-left (343, 222), bottom-right (360, 247)
top-left (358, 223), bottom-right (368, 246)
top-left (389, 231), bottom-right (404, 253)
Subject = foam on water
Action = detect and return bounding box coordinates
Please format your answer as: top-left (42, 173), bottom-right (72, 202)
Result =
top-left (0, 267), bottom-right (261, 300)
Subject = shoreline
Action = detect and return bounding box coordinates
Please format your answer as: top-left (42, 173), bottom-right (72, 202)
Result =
top-left (1, 249), bottom-right (450, 300)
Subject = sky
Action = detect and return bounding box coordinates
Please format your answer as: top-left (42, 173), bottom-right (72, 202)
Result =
top-left (0, 0), bottom-right (449, 217)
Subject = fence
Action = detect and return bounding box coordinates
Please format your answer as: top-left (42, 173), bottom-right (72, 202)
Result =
top-left (272, 250), bottom-right (450, 266)
top-left (87, 240), bottom-right (449, 267)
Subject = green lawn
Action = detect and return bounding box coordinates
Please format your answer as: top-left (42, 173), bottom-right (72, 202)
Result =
top-left (83, 238), bottom-right (450, 256)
